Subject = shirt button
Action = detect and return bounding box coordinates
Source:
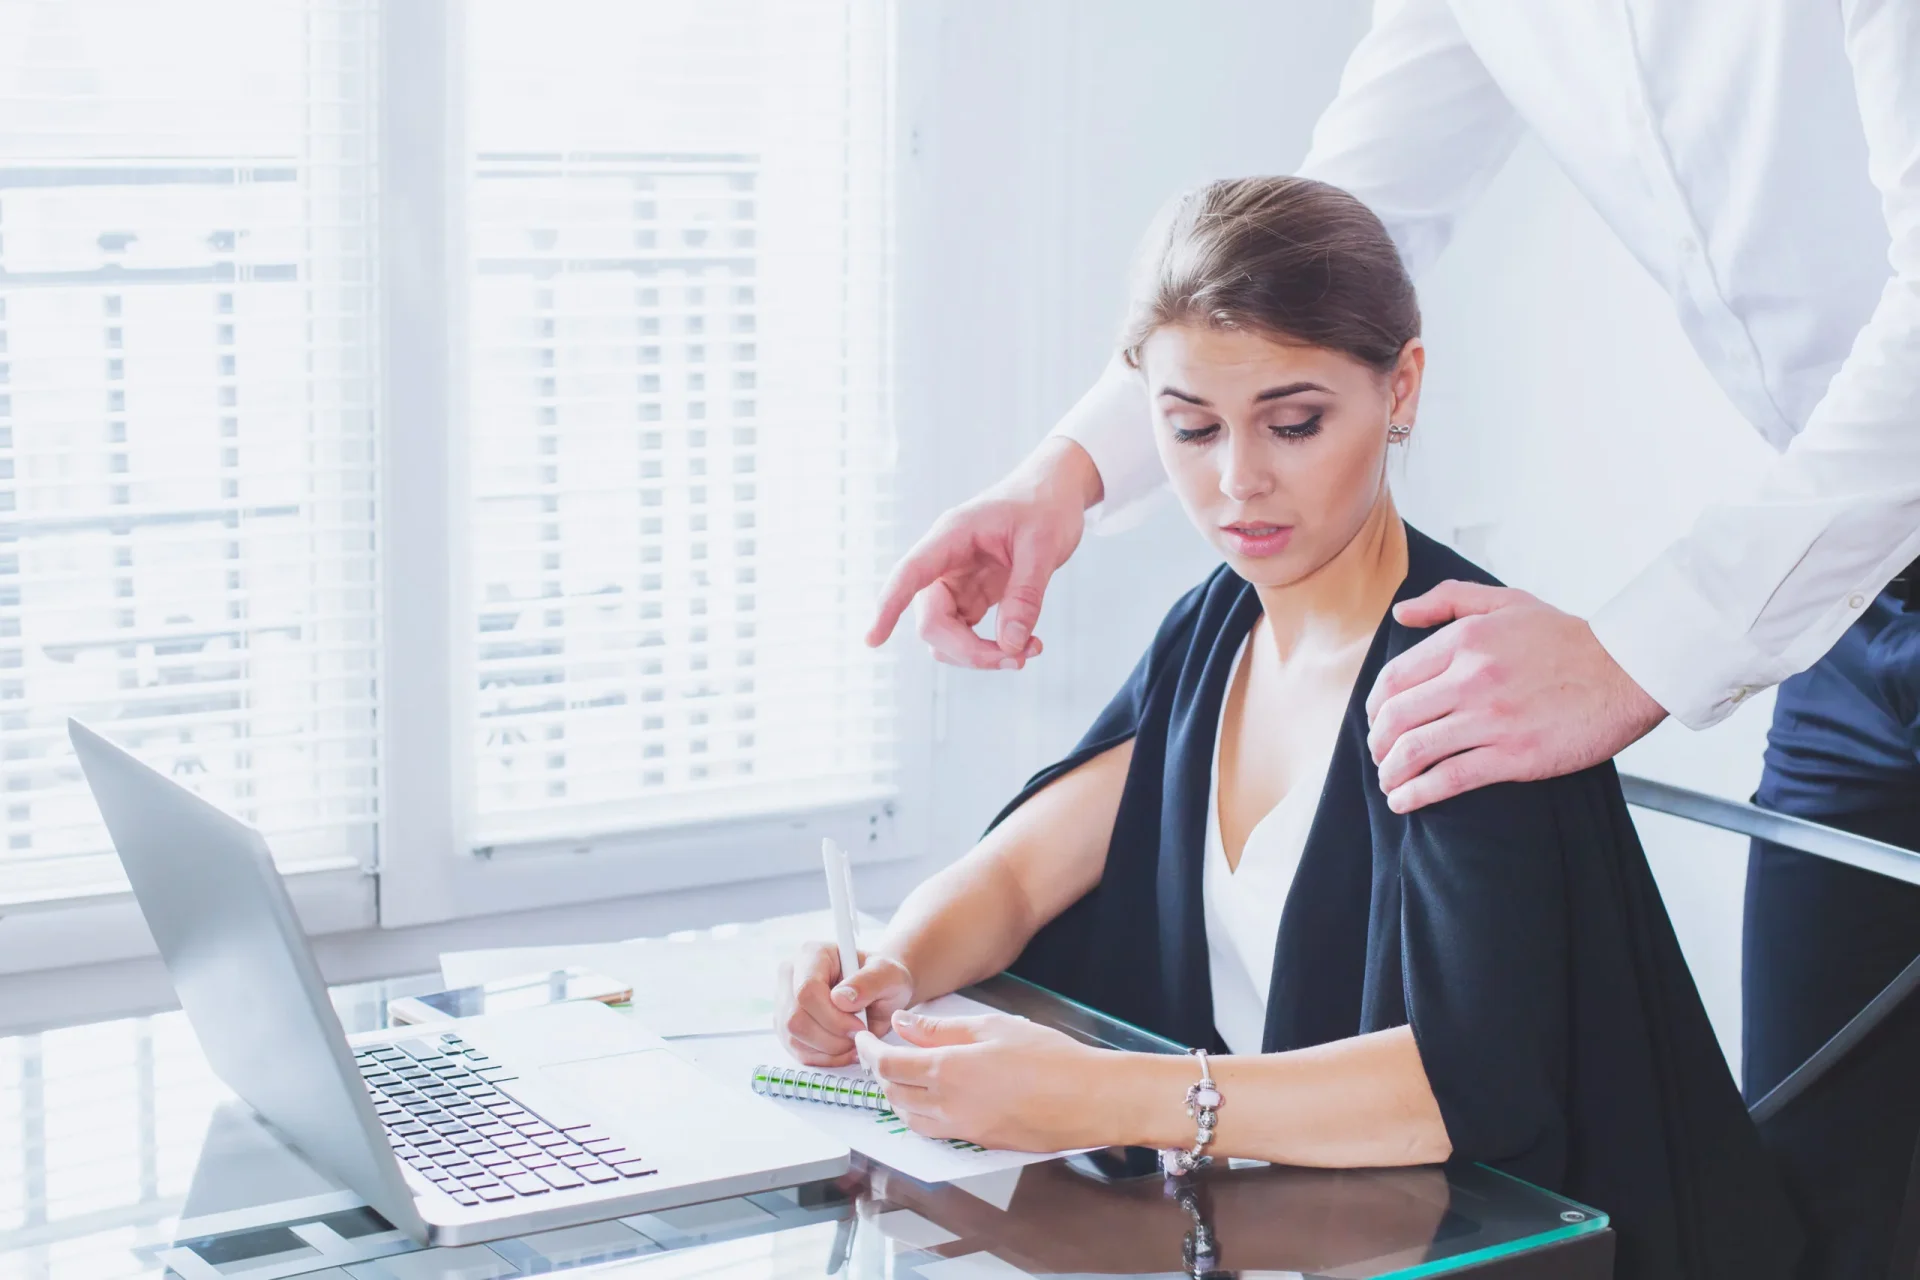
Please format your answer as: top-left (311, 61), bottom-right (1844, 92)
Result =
top-left (1849, 593), bottom-right (1867, 609)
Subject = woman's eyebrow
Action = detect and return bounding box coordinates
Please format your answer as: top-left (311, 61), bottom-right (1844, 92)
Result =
top-left (1254, 381), bottom-right (1331, 401)
top-left (1157, 386), bottom-right (1209, 406)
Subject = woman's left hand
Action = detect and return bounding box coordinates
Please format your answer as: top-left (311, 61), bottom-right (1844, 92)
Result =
top-left (855, 1010), bottom-right (1112, 1153)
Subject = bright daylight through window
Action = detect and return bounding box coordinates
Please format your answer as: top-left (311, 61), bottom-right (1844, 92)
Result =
top-left (0, 0), bottom-right (378, 905)
top-left (462, 1), bottom-right (895, 849)
top-left (0, 0), bottom-right (896, 910)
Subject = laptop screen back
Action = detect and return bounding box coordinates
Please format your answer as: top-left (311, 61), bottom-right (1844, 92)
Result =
top-left (67, 719), bottom-right (425, 1239)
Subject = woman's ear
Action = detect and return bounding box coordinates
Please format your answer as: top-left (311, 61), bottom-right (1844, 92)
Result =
top-left (1389, 338), bottom-right (1426, 430)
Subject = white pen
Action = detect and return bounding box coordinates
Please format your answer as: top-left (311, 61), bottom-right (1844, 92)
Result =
top-left (821, 837), bottom-right (864, 1026)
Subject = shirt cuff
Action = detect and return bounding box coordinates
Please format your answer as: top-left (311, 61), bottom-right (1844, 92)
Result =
top-left (1587, 554), bottom-right (1791, 731)
top-left (1050, 356), bottom-right (1166, 535)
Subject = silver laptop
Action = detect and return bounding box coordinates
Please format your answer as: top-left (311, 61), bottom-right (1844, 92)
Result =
top-left (68, 718), bottom-right (848, 1245)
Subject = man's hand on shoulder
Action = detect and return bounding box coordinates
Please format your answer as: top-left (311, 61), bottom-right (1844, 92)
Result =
top-left (1363, 581), bottom-right (1668, 812)
top-left (866, 437), bottom-right (1101, 669)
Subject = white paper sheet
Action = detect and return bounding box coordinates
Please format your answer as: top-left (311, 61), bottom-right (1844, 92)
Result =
top-left (437, 910), bottom-right (884, 1039)
top-left (676, 993), bottom-right (1077, 1185)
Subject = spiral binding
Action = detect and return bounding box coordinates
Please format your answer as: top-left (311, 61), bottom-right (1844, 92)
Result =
top-left (751, 1063), bottom-right (890, 1111)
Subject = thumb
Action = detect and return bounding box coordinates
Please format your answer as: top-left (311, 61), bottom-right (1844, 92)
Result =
top-left (831, 954), bottom-right (912, 1014)
top-left (892, 1010), bottom-right (988, 1048)
top-left (1391, 580), bottom-right (1511, 630)
top-left (994, 535), bottom-right (1056, 656)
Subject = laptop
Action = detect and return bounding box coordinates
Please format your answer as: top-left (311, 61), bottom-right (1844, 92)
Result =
top-left (68, 718), bottom-right (849, 1245)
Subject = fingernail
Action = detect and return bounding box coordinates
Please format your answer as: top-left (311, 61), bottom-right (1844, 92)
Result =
top-left (833, 985), bottom-right (856, 1004)
top-left (997, 658), bottom-right (1019, 671)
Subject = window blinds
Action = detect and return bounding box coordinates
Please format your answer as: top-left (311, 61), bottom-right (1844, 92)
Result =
top-left (0, 0), bottom-right (380, 903)
top-left (463, 0), bottom-right (895, 848)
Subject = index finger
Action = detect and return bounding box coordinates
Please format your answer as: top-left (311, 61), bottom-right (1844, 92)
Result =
top-left (867, 526), bottom-right (964, 648)
top-left (1364, 629), bottom-right (1459, 722)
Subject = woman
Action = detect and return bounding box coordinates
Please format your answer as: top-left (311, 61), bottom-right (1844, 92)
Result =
top-left (777, 177), bottom-right (1800, 1279)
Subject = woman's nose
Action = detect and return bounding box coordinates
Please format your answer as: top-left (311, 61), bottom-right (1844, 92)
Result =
top-left (1218, 433), bottom-right (1273, 504)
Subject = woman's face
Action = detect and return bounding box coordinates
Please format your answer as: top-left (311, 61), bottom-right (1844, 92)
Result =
top-left (1139, 324), bottom-right (1423, 589)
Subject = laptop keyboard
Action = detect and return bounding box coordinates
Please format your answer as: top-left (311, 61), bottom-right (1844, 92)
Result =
top-left (354, 1031), bottom-right (656, 1207)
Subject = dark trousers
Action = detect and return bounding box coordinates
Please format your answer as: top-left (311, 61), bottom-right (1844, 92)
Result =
top-left (1745, 591), bottom-right (1920, 1279)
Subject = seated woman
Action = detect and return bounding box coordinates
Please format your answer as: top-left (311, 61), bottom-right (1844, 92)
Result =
top-left (777, 176), bottom-right (1800, 1280)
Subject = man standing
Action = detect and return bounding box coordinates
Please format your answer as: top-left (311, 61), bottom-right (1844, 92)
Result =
top-left (869, 3), bottom-right (1920, 1274)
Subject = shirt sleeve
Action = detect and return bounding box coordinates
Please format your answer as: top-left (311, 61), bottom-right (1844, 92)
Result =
top-left (1589, 0), bottom-right (1920, 728)
top-left (1054, 0), bottom-right (1524, 532)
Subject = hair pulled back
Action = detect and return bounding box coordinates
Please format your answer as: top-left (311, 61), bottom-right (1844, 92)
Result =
top-left (1121, 176), bottom-right (1420, 375)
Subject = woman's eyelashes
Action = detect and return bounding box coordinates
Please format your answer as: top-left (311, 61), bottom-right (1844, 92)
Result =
top-left (1270, 412), bottom-right (1323, 440)
top-left (1167, 413), bottom-right (1323, 446)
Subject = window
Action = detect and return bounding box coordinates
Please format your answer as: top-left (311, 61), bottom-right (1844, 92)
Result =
top-left (0, 0), bottom-right (897, 949)
top-left (0, 0), bottom-right (379, 906)
top-left (462, 0), bottom-right (895, 849)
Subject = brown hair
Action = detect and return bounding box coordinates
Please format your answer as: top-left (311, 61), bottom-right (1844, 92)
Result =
top-left (1121, 176), bottom-right (1420, 375)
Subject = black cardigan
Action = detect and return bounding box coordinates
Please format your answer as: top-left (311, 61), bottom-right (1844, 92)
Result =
top-left (997, 525), bottom-right (1802, 1280)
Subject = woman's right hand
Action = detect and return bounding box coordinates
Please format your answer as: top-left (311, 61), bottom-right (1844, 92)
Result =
top-left (776, 942), bottom-right (916, 1067)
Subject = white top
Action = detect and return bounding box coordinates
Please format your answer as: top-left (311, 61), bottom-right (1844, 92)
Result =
top-left (1202, 634), bottom-right (1335, 1056)
top-left (1054, 0), bottom-right (1920, 731)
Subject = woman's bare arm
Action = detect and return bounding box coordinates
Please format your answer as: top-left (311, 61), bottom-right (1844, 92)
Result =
top-left (1111, 1025), bottom-right (1452, 1166)
top-left (881, 739), bottom-right (1133, 999)
top-left (777, 740), bottom-right (1132, 1065)
top-left (868, 1013), bottom-right (1452, 1168)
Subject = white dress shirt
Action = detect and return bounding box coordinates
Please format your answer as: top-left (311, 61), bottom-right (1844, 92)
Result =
top-left (1055, 0), bottom-right (1920, 729)
top-left (1202, 633), bottom-right (1332, 1055)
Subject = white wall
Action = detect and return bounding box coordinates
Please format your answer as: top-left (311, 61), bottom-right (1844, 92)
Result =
top-left (894, 1), bottom-right (1789, 1069)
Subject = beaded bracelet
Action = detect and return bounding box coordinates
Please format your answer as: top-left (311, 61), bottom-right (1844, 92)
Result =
top-left (1160, 1048), bottom-right (1222, 1177)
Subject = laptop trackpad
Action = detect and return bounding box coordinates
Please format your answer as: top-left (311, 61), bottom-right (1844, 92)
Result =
top-left (533, 1050), bottom-right (749, 1176)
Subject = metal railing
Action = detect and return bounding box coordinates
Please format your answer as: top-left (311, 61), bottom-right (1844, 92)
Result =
top-left (1622, 773), bottom-right (1920, 887)
top-left (1621, 772), bottom-right (1920, 1123)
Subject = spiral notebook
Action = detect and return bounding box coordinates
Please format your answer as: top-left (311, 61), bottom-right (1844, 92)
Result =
top-left (750, 1062), bottom-right (892, 1111)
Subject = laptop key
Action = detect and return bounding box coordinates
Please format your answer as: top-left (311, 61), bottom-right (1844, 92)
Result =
top-left (611, 1161), bottom-right (657, 1178)
top-left (475, 1151), bottom-right (514, 1168)
top-left (501, 1142), bottom-right (539, 1159)
top-left (443, 1160), bottom-right (483, 1178)
top-left (559, 1152), bottom-right (599, 1168)
top-left (473, 1122), bottom-right (511, 1138)
top-left (519, 1153), bottom-right (557, 1169)
top-left (581, 1138), bottom-right (623, 1155)
top-left (577, 1164), bottom-right (620, 1185)
top-left (535, 1166), bottom-right (585, 1190)
top-left (501, 1173), bottom-right (549, 1195)
top-left (458, 1169), bottom-right (500, 1186)
top-left (532, 1133), bottom-right (571, 1149)
top-left (415, 1141), bottom-right (454, 1157)
top-left (473, 1184), bottom-right (517, 1203)
top-left (447, 1189), bottom-right (481, 1206)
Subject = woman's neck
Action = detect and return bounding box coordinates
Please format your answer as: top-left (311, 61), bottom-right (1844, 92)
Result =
top-left (1252, 497), bottom-right (1408, 662)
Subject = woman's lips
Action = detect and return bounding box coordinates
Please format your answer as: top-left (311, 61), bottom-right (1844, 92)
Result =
top-left (1221, 523), bottom-right (1294, 557)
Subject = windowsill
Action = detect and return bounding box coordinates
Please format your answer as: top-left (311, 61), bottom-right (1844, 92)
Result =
top-left (0, 844), bottom-right (941, 1037)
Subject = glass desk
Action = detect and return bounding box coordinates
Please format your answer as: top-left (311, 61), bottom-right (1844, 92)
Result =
top-left (0, 970), bottom-right (1612, 1280)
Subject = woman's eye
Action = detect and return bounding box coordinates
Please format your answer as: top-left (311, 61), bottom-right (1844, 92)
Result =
top-left (1270, 413), bottom-right (1323, 441)
top-left (1171, 424), bottom-right (1219, 445)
